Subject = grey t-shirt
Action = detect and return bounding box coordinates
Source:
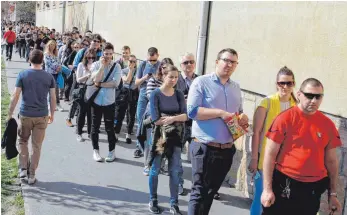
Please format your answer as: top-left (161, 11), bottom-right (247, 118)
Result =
top-left (121, 67), bottom-right (137, 90)
top-left (16, 69), bottom-right (55, 117)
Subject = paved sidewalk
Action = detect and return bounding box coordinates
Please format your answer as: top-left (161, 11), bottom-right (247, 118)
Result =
top-left (4, 54), bottom-right (251, 215)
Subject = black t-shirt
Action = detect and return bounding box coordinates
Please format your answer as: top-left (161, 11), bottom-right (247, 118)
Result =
top-left (34, 38), bottom-right (43, 51)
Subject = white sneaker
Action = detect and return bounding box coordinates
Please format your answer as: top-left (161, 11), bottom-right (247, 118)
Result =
top-left (105, 150), bottom-right (116, 162)
top-left (19, 169), bottom-right (27, 178)
top-left (76, 135), bottom-right (84, 142)
top-left (57, 104), bottom-right (64, 112)
top-left (93, 150), bottom-right (103, 162)
top-left (28, 176), bottom-right (36, 185)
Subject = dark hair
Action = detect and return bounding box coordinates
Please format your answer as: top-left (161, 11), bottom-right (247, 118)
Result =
top-left (81, 37), bottom-right (90, 45)
top-left (52, 28), bottom-right (55, 32)
top-left (103, 42), bottom-right (114, 51)
top-left (92, 33), bottom-right (102, 42)
top-left (277, 66), bottom-right (297, 103)
top-left (9, 27), bottom-right (12, 31)
top-left (156, 58), bottom-right (174, 80)
top-left (72, 27), bottom-right (78, 31)
top-left (64, 39), bottom-right (75, 56)
top-left (29, 49), bottom-right (44, 64)
top-left (122, 45), bottom-right (130, 51)
top-left (85, 30), bottom-right (92, 33)
top-left (163, 65), bottom-right (179, 76)
top-left (82, 48), bottom-right (97, 68)
top-left (300, 78), bottom-right (324, 91)
top-left (216, 48), bottom-right (238, 60)
top-left (148, 47), bottom-right (158, 56)
top-left (161, 58), bottom-right (174, 65)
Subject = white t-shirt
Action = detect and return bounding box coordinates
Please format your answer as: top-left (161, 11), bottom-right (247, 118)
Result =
top-left (76, 62), bottom-right (92, 83)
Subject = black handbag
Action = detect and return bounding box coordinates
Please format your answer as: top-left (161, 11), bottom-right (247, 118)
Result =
top-left (86, 63), bottom-right (117, 105)
top-left (72, 82), bottom-right (87, 102)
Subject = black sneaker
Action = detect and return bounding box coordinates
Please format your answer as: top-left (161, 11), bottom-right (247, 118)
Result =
top-left (149, 200), bottom-right (161, 214)
top-left (170, 205), bottom-right (182, 215)
top-left (214, 192), bottom-right (220, 200)
top-left (126, 137), bottom-right (132, 144)
top-left (133, 149), bottom-right (143, 158)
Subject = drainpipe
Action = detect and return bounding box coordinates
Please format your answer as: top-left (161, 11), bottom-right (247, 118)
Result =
top-left (92, 1), bottom-right (95, 32)
top-left (62, 1), bottom-right (66, 32)
top-left (196, 1), bottom-right (212, 75)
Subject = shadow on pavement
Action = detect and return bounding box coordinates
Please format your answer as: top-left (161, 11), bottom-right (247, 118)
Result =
top-left (23, 181), bottom-right (188, 214)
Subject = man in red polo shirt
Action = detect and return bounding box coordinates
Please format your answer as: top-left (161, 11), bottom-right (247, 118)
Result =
top-left (3, 26), bottom-right (16, 61)
top-left (261, 78), bottom-right (342, 215)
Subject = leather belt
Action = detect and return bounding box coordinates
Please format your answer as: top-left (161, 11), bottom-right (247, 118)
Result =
top-left (193, 138), bottom-right (234, 149)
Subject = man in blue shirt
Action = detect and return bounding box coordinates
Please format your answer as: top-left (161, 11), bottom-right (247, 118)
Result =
top-left (7, 49), bottom-right (56, 185)
top-left (88, 42), bottom-right (122, 163)
top-left (187, 48), bottom-right (249, 215)
top-left (133, 47), bottom-right (160, 158)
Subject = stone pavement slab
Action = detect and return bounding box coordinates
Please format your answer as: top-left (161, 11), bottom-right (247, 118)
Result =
top-left (4, 54), bottom-right (251, 215)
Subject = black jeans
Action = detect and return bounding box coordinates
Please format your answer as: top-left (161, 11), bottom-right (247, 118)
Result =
top-left (76, 100), bottom-right (91, 135)
top-left (6, 43), bottom-right (14, 59)
top-left (64, 71), bottom-right (74, 100)
top-left (68, 101), bottom-right (79, 120)
top-left (18, 41), bottom-right (26, 58)
top-left (114, 89), bottom-right (137, 134)
top-left (262, 169), bottom-right (329, 215)
top-left (188, 140), bottom-right (236, 215)
top-left (91, 103), bottom-right (116, 151)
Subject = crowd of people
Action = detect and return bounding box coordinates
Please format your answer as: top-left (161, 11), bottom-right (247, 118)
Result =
top-left (3, 22), bottom-right (343, 215)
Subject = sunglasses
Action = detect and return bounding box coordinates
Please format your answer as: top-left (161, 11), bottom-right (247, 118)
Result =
top-left (220, 58), bottom-right (238, 65)
top-left (82, 43), bottom-right (89, 47)
top-left (182, 60), bottom-right (195, 65)
top-left (300, 91), bottom-right (324, 100)
top-left (93, 40), bottom-right (100, 43)
top-left (277, 81), bottom-right (294, 87)
top-left (149, 60), bottom-right (157, 62)
top-left (129, 60), bottom-right (137, 64)
top-left (87, 57), bottom-right (95, 60)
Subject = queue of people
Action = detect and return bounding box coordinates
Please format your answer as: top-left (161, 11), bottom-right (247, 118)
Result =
top-left (4, 23), bottom-right (343, 215)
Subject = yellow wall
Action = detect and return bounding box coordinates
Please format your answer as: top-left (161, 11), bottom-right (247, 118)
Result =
top-left (206, 1), bottom-right (347, 117)
top-left (36, 1), bottom-right (347, 117)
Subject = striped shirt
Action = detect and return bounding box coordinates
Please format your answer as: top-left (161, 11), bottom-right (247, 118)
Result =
top-left (146, 77), bottom-right (163, 99)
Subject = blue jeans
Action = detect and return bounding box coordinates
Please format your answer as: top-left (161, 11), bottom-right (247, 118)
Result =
top-left (250, 171), bottom-right (263, 215)
top-left (136, 89), bottom-right (149, 151)
top-left (149, 146), bottom-right (182, 206)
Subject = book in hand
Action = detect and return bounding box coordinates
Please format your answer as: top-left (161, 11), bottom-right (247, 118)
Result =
top-left (223, 113), bottom-right (250, 141)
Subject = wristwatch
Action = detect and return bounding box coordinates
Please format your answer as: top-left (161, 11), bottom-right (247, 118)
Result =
top-left (329, 192), bottom-right (338, 198)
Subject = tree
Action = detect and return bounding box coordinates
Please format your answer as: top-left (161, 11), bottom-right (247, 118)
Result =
top-left (16, 1), bottom-right (36, 23)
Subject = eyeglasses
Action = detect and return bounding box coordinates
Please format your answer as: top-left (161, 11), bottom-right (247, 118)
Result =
top-left (182, 60), bottom-right (195, 65)
top-left (87, 57), bottom-right (95, 60)
top-left (93, 40), bottom-right (100, 43)
top-left (300, 91), bottom-right (324, 100)
top-left (129, 60), bottom-right (137, 64)
top-left (277, 81), bottom-right (294, 87)
top-left (219, 58), bottom-right (238, 65)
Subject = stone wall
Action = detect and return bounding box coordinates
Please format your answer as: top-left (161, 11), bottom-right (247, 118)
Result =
top-left (226, 90), bottom-right (347, 215)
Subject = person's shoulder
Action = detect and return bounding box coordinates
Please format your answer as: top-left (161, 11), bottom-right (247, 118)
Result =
top-left (316, 111), bottom-right (336, 127)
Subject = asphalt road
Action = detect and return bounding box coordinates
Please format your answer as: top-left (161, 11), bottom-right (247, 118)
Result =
top-left (4, 53), bottom-right (251, 215)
